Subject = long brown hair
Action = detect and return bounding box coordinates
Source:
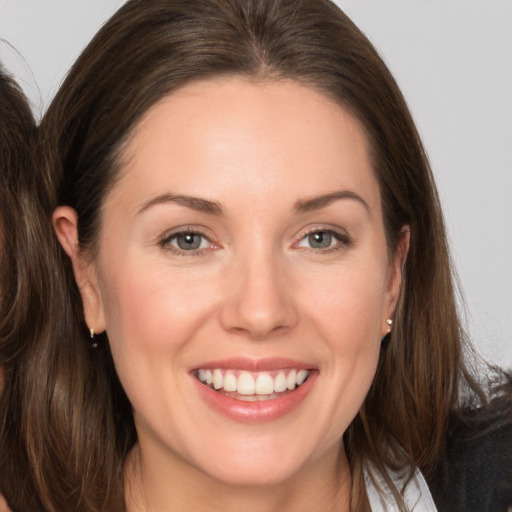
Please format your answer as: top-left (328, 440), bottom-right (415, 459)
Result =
top-left (0, 69), bottom-right (41, 508)
top-left (1, 1), bottom-right (484, 510)
top-left (0, 70), bottom-right (36, 362)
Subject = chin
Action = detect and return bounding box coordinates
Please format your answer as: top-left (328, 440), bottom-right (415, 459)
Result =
top-left (193, 446), bottom-right (311, 487)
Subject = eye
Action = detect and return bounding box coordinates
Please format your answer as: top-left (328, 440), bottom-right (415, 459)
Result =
top-left (160, 230), bottom-right (213, 253)
top-left (305, 231), bottom-right (334, 249)
top-left (296, 229), bottom-right (349, 251)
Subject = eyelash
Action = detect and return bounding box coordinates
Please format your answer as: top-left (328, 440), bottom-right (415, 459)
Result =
top-left (158, 227), bottom-right (351, 257)
top-left (294, 227), bottom-right (351, 253)
top-left (158, 229), bottom-right (215, 256)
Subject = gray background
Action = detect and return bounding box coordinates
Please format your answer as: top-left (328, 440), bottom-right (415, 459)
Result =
top-left (1, 0), bottom-right (510, 368)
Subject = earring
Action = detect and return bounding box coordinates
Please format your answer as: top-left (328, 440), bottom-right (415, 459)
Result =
top-left (381, 319), bottom-right (393, 345)
top-left (89, 327), bottom-right (98, 349)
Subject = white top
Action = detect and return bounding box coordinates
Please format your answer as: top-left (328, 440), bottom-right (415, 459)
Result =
top-left (364, 465), bottom-right (438, 512)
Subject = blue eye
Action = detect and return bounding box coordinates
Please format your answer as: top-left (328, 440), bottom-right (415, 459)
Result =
top-left (297, 229), bottom-right (348, 251)
top-left (161, 231), bottom-right (211, 253)
top-left (307, 231), bottom-right (333, 249)
top-left (174, 233), bottom-right (203, 250)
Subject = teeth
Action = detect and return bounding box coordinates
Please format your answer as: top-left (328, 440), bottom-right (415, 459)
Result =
top-left (223, 371), bottom-right (237, 392)
top-left (255, 374), bottom-right (274, 395)
top-left (274, 371), bottom-right (287, 392)
top-left (196, 368), bottom-right (310, 396)
top-left (237, 371), bottom-right (255, 395)
top-left (286, 370), bottom-right (296, 390)
top-left (213, 369), bottom-right (223, 390)
top-left (296, 369), bottom-right (309, 385)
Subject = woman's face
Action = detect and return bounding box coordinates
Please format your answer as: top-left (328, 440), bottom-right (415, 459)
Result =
top-left (58, 78), bottom-right (405, 486)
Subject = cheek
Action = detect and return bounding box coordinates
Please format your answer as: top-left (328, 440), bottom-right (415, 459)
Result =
top-left (96, 259), bottom-right (224, 433)
top-left (318, 273), bottom-right (383, 372)
top-left (297, 260), bottom-right (386, 421)
top-left (301, 260), bottom-right (388, 344)
top-left (98, 258), bottom-right (218, 367)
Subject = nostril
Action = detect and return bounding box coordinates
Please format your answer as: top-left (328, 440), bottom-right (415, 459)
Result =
top-left (218, 258), bottom-right (299, 338)
top-left (219, 294), bottom-right (298, 339)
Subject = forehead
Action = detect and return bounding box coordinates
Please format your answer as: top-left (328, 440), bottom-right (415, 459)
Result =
top-left (113, 77), bottom-right (379, 214)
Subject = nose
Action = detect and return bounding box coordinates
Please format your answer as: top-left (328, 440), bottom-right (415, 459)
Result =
top-left (219, 251), bottom-right (298, 340)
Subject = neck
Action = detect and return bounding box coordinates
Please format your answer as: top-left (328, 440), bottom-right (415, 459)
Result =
top-left (125, 441), bottom-right (352, 512)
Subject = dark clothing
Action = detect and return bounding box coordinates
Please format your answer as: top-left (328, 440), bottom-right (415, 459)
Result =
top-left (427, 376), bottom-right (512, 512)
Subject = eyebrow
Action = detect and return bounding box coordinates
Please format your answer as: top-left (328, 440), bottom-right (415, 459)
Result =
top-left (137, 193), bottom-right (223, 215)
top-left (294, 190), bottom-right (370, 215)
top-left (137, 189), bottom-right (369, 217)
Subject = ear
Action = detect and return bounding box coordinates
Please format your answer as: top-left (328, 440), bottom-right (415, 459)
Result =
top-left (52, 206), bottom-right (106, 335)
top-left (382, 226), bottom-right (410, 334)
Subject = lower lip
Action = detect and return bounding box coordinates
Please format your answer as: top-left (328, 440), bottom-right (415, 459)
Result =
top-left (193, 372), bottom-right (317, 423)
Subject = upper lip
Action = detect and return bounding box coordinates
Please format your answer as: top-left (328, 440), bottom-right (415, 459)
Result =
top-left (191, 357), bottom-right (314, 373)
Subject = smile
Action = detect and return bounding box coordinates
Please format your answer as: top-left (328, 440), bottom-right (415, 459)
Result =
top-left (195, 368), bottom-right (310, 401)
top-left (191, 358), bottom-right (317, 423)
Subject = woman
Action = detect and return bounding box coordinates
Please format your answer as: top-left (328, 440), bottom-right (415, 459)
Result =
top-left (0, 1), bottom-right (510, 511)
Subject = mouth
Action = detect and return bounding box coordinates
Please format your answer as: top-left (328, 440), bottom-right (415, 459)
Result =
top-left (191, 358), bottom-right (317, 422)
top-left (194, 368), bottom-right (311, 402)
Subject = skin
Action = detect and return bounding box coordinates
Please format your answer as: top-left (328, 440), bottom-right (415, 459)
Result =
top-left (55, 78), bottom-right (408, 512)
top-left (0, 495), bottom-right (10, 512)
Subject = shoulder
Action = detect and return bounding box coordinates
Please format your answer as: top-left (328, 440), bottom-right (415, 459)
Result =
top-left (427, 372), bottom-right (512, 512)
